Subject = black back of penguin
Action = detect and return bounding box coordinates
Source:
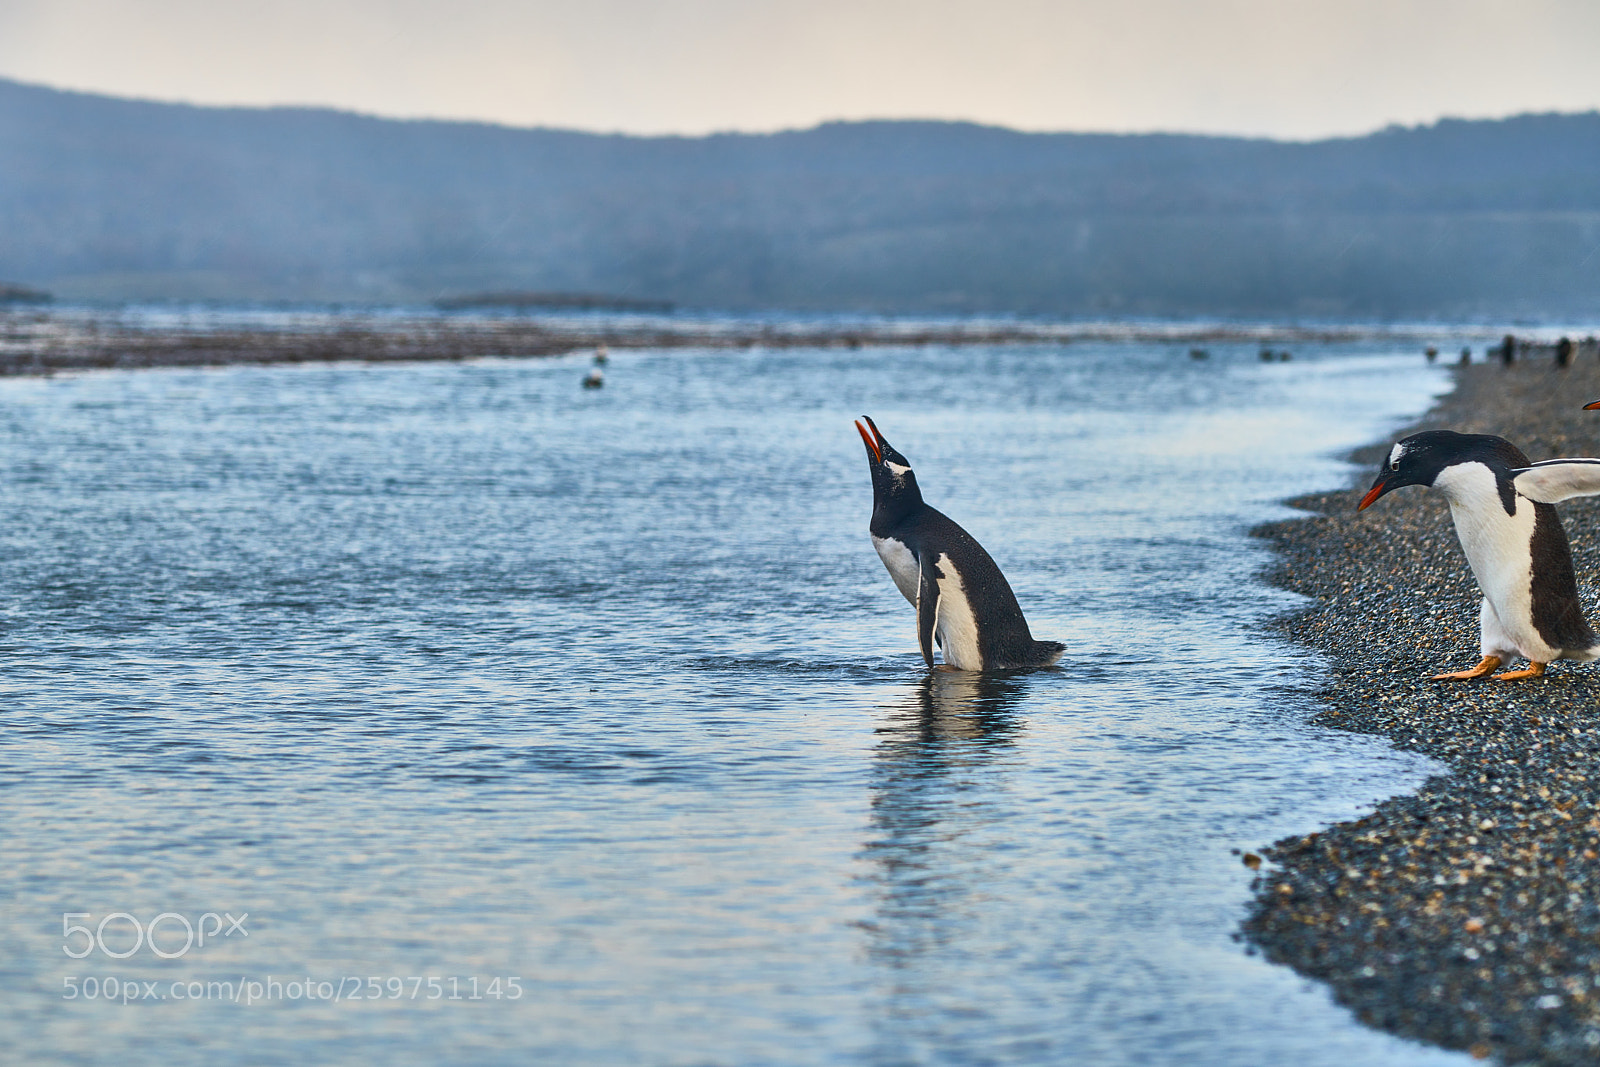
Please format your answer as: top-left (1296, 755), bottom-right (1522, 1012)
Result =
top-left (893, 505), bottom-right (1058, 668)
top-left (1530, 505), bottom-right (1598, 654)
top-left (857, 417), bottom-right (1064, 670)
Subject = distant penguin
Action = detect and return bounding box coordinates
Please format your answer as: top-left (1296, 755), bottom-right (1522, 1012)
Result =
top-left (1425, 346), bottom-right (1438, 363)
top-left (582, 368), bottom-right (604, 389)
top-left (856, 417), bottom-right (1064, 671)
top-left (1360, 430), bottom-right (1599, 679)
top-left (1557, 337), bottom-right (1574, 368)
top-left (594, 345), bottom-right (609, 365)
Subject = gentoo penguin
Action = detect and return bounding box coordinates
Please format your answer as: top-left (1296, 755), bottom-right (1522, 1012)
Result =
top-left (1359, 430), bottom-right (1599, 679)
top-left (856, 416), bottom-right (1064, 671)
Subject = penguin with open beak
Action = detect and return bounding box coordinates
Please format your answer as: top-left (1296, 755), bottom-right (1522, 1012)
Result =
top-left (856, 417), bottom-right (1065, 671)
top-left (1359, 430), bottom-right (1599, 679)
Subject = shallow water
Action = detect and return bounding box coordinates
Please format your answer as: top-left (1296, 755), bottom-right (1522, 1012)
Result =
top-left (0, 339), bottom-right (1467, 1064)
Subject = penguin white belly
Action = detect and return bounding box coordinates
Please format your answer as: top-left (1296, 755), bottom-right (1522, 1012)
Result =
top-left (1439, 465), bottom-right (1553, 660)
top-left (932, 553), bottom-right (984, 670)
top-left (871, 535), bottom-right (919, 606)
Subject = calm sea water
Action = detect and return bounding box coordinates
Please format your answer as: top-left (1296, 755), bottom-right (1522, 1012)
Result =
top-left (0, 337), bottom-right (1468, 1065)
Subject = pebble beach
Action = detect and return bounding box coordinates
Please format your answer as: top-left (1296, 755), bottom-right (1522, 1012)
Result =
top-left (1246, 354), bottom-right (1600, 1064)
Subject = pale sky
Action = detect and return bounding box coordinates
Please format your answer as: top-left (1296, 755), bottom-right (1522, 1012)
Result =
top-left (1, 0), bottom-right (1597, 138)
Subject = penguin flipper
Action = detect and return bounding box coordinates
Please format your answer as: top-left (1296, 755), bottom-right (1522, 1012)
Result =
top-left (916, 556), bottom-right (940, 670)
top-left (1513, 460), bottom-right (1600, 503)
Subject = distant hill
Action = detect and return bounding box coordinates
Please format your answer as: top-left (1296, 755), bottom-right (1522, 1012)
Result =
top-left (2, 77), bottom-right (1598, 319)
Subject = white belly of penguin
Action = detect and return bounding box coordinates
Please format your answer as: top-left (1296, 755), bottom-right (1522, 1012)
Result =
top-left (932, 553), bottom-right (984, 670)
top-left (871, 535), bottom-right (920, 605)
top-left (1438, 464), bottom-right (1552, 659)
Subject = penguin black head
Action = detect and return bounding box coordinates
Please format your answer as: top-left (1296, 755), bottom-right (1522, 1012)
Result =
top-left (1359, 430), bottom-right (1526, 512)
top-left (855, 416), bottom-right (925, 517)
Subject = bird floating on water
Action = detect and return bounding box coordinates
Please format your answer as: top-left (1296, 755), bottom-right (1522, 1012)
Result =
top-left (582, 368), bottom-right (604, 389)
top-left (855, 417), bottom-right (1064, 671)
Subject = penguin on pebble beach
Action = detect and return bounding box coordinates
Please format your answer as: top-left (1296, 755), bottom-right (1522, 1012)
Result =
top-left (856, 417), bottom-right (1064, 671)
top-left (1359, 430), bottom-right (1600, 680)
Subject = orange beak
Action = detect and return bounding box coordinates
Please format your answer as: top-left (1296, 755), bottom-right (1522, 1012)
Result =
top-left (1357, 482), bottom-right (1387, 510)
top-left (1584, 400), bottom-right (1600, 410)
top-left (855, 419), bottom-right (883, 463)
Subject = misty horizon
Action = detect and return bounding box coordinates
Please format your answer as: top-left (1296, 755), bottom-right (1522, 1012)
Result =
top-left (4, 76), bottom-right (1600, 321)
top-left (11, 72), bottom-right (1600, 146)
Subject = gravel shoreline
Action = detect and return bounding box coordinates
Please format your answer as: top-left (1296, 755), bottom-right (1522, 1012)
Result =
top-left (1245, 357), bottom-right (1600, 1064)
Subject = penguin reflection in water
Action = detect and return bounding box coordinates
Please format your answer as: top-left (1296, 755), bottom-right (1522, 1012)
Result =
top-left (855, 417), bottom-right (1064, 671)
top-left (1359, 430), bottom-right (1600, 679)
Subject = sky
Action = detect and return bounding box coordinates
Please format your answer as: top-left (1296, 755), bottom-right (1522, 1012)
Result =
top-left (0, 0), bottom-right (1597, 139)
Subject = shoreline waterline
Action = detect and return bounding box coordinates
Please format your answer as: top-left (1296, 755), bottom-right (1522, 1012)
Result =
top-left (1246, 357), bottom-right (1600, 1064)
top-left (0, 304), bottom-right (1558, 377)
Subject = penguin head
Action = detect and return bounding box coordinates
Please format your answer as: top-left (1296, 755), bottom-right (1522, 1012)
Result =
top-left (1358, 430), bottom-right (1526, 511)
top-left (855, 417), bottom-right (925, 513)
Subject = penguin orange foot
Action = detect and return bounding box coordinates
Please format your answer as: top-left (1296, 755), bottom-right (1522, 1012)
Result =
top-left (1431, 656), bottom-right (1501, 680)
top-left (1492, 661), bottom-right (1546, 680)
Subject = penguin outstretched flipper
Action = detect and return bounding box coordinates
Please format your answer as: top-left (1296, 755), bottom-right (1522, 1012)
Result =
top-left (1513, 459), bottom-right (1600, 504)
top-left (856, 417), bottom-right (1062, 671)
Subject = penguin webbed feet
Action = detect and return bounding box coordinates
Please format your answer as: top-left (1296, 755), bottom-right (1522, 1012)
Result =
top-left (1492, 661), bottom-right (1546, 681)
top-left (1429, 655), bottom-right (1547, 681)
top-left (1430, 656), bottom-right (1501, 680)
